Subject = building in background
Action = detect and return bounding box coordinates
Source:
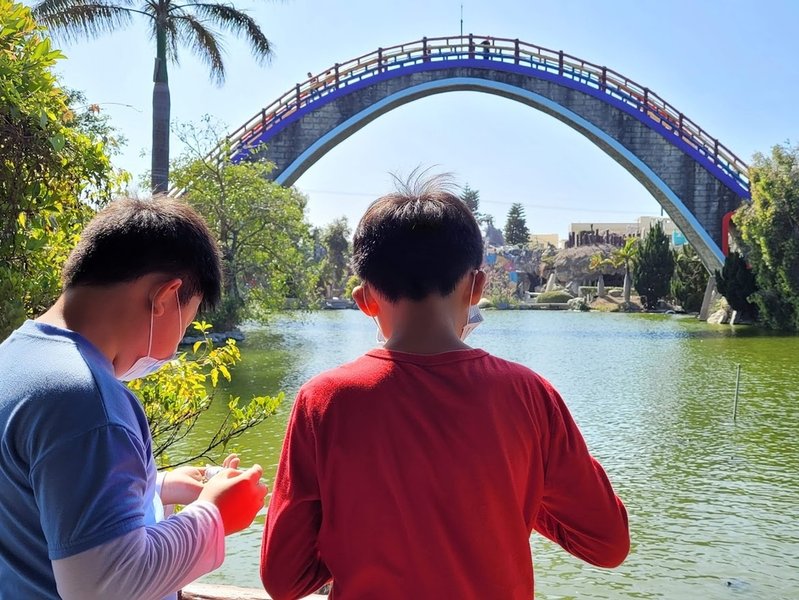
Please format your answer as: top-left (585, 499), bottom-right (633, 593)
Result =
top-left (529, 233), bottom-right (561, 248)
top-left (566, 216), bottom-right (685, 248)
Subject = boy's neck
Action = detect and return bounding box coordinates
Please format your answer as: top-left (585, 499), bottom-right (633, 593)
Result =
top-left (37, 286), bottom-right (134, 367)
top-left (382, 298), bottom-right (471, 355)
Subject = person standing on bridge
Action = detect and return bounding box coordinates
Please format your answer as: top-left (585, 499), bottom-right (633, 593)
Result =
top-left (481, 36), bottom-right (492, 58)
top-left (260, 174), bottom-right (629, 599)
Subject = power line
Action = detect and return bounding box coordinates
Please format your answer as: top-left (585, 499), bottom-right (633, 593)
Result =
top-left (301, 188), bottom-right (658, 216)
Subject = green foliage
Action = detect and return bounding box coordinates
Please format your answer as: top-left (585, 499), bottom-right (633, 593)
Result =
top-left (64, 89), bottom-right (128, 157)
top-left (127, 321), bottom-right (283, 467)
top-left (460, 183), bottom-right (486, 224)
top-left (733, 142), bottom-right (799, 330)
top-left (343, 275), bottom-right (361, 300)
top-left (170, 118), bottom-right (319, 329)
top-left (671, 245), bottom-right (709, 312)
top-left (715, 251), bottom-right (758, 318)
top-left (633, 222), bottom-right (674, 309)
top-left (589, 251), bottom-right (615, 274)
top-left (536, 290), bottom-right (573, 303)
top-left (504, 203), bottom-right (530, 246)
top-left (483, 264), bottom-right (519, 307)
top-left (317, 217), bottom-right (352, 297)
top-left (0, 2), bottom-right (123, 339)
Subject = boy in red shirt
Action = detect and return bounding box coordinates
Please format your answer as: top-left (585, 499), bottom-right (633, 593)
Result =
top-left (261, 177), bottom-right (629, 599)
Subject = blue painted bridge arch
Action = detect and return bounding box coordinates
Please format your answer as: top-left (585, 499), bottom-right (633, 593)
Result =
top-left (225, 35), bottom-right (750, 272)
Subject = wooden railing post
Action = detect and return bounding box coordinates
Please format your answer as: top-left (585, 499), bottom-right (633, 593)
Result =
top-left (377, 48), bottom-right (383, 72)
top-left (468, 33), bottom-right (474, 59)
top-left (643, 88), bottom-right (649, 111)
top-left (422, 36), bottom-right (428, 62)
top-left (558, 50), bottom-right (563, 75)
top-left (678, 112), bottom-right (683, 137)
top-left (714, 139), bottom-right (719, 164)
top-left (601, 67), bottom-right (607, 90)
top-left (514, 39), bottom-right (520, 64)
top-left (334, 63), bottom-right (339, 87)
top-left (295, 83), bottom-right (301, 107)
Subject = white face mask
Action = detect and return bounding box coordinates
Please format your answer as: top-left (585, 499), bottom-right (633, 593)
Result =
top-left (118, 291), bottom-right (183, 381)
top-left (460, 271), bottom-right (484, 342)
top-left (375, 316), bottom-right (387, 345)
top-left (372, 271), bottom-right (484, 344)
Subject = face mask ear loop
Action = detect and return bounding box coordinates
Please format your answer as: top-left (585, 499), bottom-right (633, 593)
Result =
top-left (364, 284), bottom-right (386, 342)
top-left (146, 300), bottom-right (155, 359)
top-left (176, 290), bottom-right (183, 342)
top-left (467, 270), bottom-right (478, 318)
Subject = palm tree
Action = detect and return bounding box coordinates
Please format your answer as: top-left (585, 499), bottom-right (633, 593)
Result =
top-left (590, 237), bottom-right (639, 304)
top-left (615, 237), bottom-right (639, 304)
top-left (34, 0), bottom-right (273, 193)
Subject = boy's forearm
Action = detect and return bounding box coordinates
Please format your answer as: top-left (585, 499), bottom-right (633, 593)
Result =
top-left (52, 501), bottom-right (224, 600)
top-left (538, 387), bottom-right (630, 567)
top-left (261, 501), bottom-right (330, 600)
top-left (534, 495), bottom-right (629, 568)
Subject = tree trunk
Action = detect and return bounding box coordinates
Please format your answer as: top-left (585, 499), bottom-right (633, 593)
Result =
top-left (623, 270), bottom-right (632, 304)
top-left (151, 24), bottom-right (170, 194)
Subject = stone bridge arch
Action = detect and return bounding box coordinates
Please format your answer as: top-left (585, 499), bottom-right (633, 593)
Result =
top-left (223, 35), bottom-right (750, 272)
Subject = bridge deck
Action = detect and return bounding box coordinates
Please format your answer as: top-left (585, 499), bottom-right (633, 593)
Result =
top-left (222, 35), bottom-right (748, 193)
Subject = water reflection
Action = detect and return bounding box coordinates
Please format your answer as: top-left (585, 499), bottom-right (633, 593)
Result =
top-left (193, 311), bottom-right (798, 599)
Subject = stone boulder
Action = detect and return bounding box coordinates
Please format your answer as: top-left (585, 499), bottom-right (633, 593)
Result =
top-left (707, 308), bottom-right (730, 325)
top-left (549, 244), bottom-right (624, 285)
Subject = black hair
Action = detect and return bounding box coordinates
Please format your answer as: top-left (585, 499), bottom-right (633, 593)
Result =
top-left (62, 196), bottom-right (222, 310)
top-left (352, 173), bottom-right (483, 302)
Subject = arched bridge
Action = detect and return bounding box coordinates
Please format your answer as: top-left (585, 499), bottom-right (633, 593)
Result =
top-left (224, 35), bottom-right (750, 272)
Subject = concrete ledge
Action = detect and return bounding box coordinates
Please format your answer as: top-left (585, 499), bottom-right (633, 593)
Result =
top-left (179, 583), bottom-right (327, 600)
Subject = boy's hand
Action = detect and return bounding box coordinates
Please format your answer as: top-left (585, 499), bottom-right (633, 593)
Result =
top-left (160, 466), bottom-right (204, 506)
top-left (160, 453), bottom-right (241, 506)
top-left (198, 464), bottom-right (268, 535)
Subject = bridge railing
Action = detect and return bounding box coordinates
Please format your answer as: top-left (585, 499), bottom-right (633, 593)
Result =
top-left (220, 35), bottom-right (748, 190)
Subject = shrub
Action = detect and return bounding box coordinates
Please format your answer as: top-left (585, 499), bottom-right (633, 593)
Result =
top-left (715, 251), bottom-right (758, 319)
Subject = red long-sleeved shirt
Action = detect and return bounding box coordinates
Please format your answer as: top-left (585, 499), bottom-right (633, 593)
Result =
top-left (261, 348), bottom-right (629, 599)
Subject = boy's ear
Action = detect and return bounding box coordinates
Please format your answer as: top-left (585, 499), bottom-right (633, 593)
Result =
top-left (352, 284), bottom-right (379, 317)
top-left (151, 278), bottom-right (182, 317)
top-left (469, 270), bottom-right (487, 305)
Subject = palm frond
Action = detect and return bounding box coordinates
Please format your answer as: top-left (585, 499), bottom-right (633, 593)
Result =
top-left (174, 14), bottom-right (225, 84)
top-left (184, 2), bottom-right (272, 64)
top-left (33, 0), bottom-right (140, 42)
top-left (163, 16), bottom-right (183, 64)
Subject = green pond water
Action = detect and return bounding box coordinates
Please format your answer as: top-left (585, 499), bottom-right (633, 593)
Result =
top-left (188, 310), bottom-right (799, 599)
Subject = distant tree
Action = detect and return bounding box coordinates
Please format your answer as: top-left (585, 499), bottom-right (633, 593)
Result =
top-left (733, 142), bottom-right (799, 330)
top-left (590, 237), bottom-right (639, 303)
top-left (170, 118), bottom-right (318, 329)
top-left (633, 221), bottom-right (674, 309)
top-left (504, 203), bottom-right (530, 246)
top-left (343, 275), bottom-right (360, 300)
top-left (715, 251), bottom-right (758, 319)
top-left (461, 184), bottom-right (483, 220)
top-left (319, 217), bottom-right (352, 297)
top-left (670, 245), bottom-right (708, 312)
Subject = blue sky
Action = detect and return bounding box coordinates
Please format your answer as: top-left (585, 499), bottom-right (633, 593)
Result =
top-left (52, 0), bottom-right (798, 236)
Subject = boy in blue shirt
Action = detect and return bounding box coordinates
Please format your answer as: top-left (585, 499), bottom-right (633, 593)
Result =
top-left (0, 198), bottom-right (266, 600)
